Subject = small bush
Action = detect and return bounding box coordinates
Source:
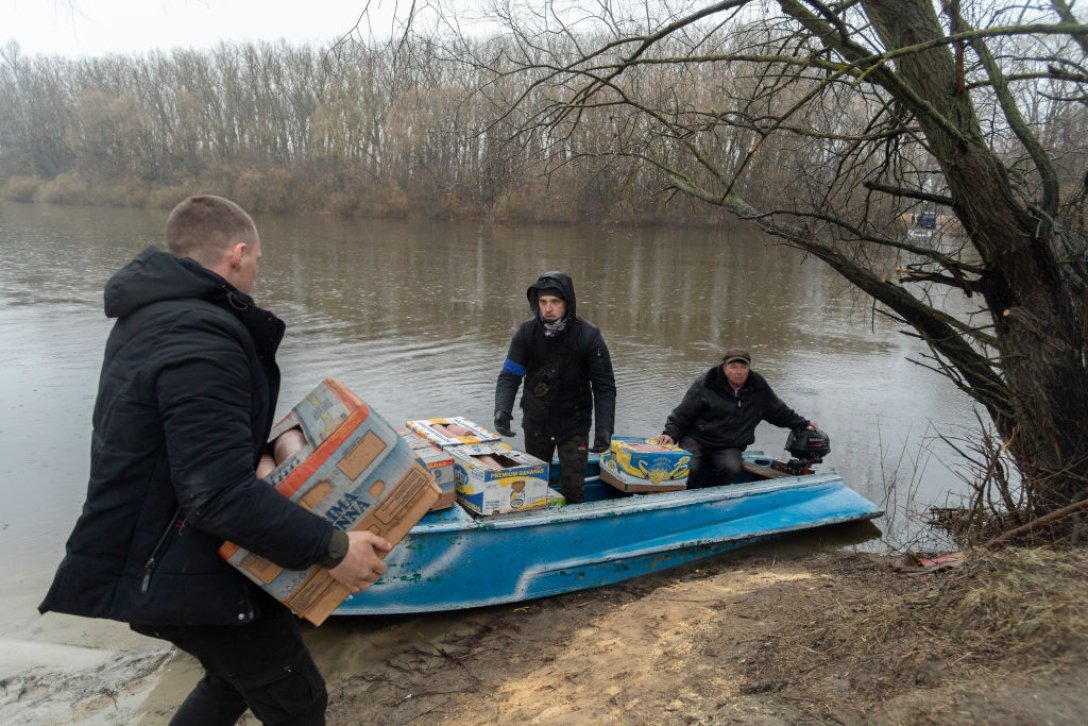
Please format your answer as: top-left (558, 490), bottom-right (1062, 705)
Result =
top-left (37, 173), bottom-right (91, 205)
top-left (87, 179), bottom-right (151, 208)
top-left (147, 185), bottom-right (194, 210)
top-left (358, 183), bottom-right (409, 219)
top-left (0, 175), bottom-right (42, 202)
top-left (325, 191), bottom-right (359, 217)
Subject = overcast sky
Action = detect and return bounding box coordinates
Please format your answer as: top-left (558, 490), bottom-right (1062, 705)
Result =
top-left (2, 0), bottom-right (411, 58)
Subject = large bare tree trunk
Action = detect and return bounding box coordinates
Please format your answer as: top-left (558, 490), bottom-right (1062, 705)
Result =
top-left (859, 0), bottom-right (1088, 510)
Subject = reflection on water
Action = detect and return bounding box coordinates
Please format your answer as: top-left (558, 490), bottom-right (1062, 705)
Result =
top-left (0, 201), bottom-right (975, 645)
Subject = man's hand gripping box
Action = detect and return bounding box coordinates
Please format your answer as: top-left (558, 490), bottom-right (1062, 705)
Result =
top-left (219, 379), bottom-right (440, 625)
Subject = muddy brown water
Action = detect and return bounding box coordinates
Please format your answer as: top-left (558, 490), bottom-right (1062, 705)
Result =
top-left (0, 201), bottom-right (975, 706)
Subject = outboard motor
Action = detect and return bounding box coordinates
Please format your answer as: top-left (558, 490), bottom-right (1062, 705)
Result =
top-left (783, 428), bottom-right (831, 475)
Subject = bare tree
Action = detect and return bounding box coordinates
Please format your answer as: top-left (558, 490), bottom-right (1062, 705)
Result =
top-left (450, 0), bottom-right (1088, 524)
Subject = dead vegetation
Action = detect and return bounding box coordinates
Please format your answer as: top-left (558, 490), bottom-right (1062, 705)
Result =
top-left (315, 547), bottom-right (1088, 725)
top-left (745, 549), bottom-right (1088, 722)
top-left (927, 414), bottom-right (1088, 548)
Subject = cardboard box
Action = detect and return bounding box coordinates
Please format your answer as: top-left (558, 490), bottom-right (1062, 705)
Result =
top-left (449, 442), bottom-right (549, 515)
top-left (547, 487), bottom-right (566, 508)
top-left (397, 427), bottom-right (456, 510)
top-left (406, 417), bottom-right (501, 448)
top-left (600, 453), bottom-right (688, 493)
top-left (609, 436), bottom-right (692, 482)
top-left (219, 379), bottom-right (440, 625)
top-left (599, 437), bottom-right (691, 493)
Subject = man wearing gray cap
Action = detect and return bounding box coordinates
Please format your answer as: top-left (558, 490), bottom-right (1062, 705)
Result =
top-left (656, 347), bottom-right (819, 487)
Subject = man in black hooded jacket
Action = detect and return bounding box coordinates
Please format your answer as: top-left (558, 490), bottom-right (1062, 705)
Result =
top-left (40, 195), bottom-right (389, 725)
top-left (494, 272), bottom-right (616, 504)
top-left (656, 347), bottom-right (819, 487)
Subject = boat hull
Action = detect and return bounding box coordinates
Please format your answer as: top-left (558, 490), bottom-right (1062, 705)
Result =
top-left (335, 467), bottom-right (882, 615)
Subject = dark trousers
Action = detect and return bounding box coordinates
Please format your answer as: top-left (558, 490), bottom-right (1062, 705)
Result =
top-left (679, 436), bottom-right (743, 488)
top-left (131, 600), bottom-right (327, 726)
top-left (525, 430), bottom-right (589, 504)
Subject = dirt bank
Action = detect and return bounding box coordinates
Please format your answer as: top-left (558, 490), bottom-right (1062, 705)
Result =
top-left (8, 547), bottom-right (1086, 725)
top-left (318, 547), bottom-right (1088, 725)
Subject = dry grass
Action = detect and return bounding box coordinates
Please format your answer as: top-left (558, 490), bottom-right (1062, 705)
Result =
top-left (316, 547), bottom-right (1088, 725)
top-left (935, 548), bottom-right (1088, 657)
top-left (741, 548), bottom-right (1088, 722)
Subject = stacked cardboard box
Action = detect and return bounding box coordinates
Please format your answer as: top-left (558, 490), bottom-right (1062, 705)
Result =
top-left (447, 441), bottom-right (550, 515)
top-left (219, 379), bottom-right (440, 625)
top-left (406, 416), bottom-right (501, 448)
top-left (599, 436), bottom-right (691, 493)
top-left (406, 417), bottom-right (550, 515)
top-left (396, 426), bottom-right (456, 510)
top-left (546, 487), bottom-right (566, 508)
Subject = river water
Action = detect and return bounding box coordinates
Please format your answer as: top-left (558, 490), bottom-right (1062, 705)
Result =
top-left (0, 201), bottom-right (975, 665)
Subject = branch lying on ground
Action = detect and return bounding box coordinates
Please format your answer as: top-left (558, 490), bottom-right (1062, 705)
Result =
top-left (983, 497), bottom-right (1088, 547)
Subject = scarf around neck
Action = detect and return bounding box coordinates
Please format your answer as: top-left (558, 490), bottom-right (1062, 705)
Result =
top-left (542, 317), bottom-right (569, 337)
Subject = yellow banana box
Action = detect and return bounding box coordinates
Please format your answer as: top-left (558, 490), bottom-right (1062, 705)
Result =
top-left (599, 436), bottom-right (691, 493)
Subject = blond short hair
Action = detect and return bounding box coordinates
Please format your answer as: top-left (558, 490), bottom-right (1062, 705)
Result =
top-left (165, 195), bottom-right (257, 266)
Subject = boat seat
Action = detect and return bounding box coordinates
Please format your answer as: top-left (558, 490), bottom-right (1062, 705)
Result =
top-left (741, 461), bottom-right (792, 480)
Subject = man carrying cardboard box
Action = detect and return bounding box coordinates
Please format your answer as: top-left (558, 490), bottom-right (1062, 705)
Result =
top-left (494, 271), bottom-right (616, 504)
top-left (39, 195), bottom-right (387, 725)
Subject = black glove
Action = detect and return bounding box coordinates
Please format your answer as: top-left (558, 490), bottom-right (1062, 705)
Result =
top-left (494, 411), bottom-right (515, 437)
top-left (590, 428), bottom-right (612, 453)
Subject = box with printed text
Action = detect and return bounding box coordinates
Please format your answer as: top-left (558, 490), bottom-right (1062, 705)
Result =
top-left (219, 379), bottom-right (440, 625)
top-left (449, 442), bottom-right (549, 515)
top-left (599, 436), bottom-right (691, 493)
top-left (406, 417), bottom-right (501, 448)
top-left (396, 426), bottom-right (456, 510)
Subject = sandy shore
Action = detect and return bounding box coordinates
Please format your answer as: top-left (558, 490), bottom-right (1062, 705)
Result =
top-left (5, 544), bottom-right (1086, 725)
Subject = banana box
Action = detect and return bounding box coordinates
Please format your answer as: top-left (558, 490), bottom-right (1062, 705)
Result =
top-left (397, 427), bottom-right (456, 510)
top-left (448, 442), bottom-right (549, 515)
top-left (547, 487), bottom-right (566, 508)
top-left (599, 436), bottom-right (691, 493)
top-left (219, 379), bottom-right (441, 625)
top-left (407, 417), bottom-right (501, 448)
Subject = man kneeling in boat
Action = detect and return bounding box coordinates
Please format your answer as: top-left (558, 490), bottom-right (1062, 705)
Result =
top-left (655, 347), bottom-right (819, 487)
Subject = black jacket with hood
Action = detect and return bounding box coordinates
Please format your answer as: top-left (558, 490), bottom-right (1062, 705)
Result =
top-left (663, 366), bottom-right (808, 451)
top-left (39, 246), bottom-right (335, 626)
top-left (495, 272), bottom-right (616, 442)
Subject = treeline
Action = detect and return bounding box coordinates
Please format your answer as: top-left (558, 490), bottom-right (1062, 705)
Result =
top-left (1, 34), bottom-right (1083, 225)
top-left (0, 38), bottom-right (721, 223)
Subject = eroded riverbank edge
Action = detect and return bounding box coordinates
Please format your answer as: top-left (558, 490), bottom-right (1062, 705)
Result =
top-left (5, 546), bottom-right (1086, 725)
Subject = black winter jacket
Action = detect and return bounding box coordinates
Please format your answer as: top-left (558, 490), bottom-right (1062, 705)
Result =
top-left (39, 246), bottom-right (334, 626)
top-left (663, 366), bottom-right (808, 451)
top-left (495, 272), bottom-right (616, 442)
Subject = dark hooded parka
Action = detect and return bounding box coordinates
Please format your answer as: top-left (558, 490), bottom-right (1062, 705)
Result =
top-left (495, 272), bottom-right (616, 442)
top-left (39, 246), bottom-right (335, 626)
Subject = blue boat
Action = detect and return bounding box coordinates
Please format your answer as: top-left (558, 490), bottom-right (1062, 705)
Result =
top-left (334, 450), bottom-right (882, 615)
